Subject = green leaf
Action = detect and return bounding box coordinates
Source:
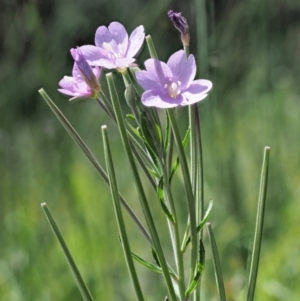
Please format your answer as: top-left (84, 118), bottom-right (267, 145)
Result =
top-left (185, 262), bottom-right (204, 297)
top-left (126, 114), bottom-right (137, 121)
top-left (169, 128), bottom-right (190, 184)
top-left (207, 223), bottom-right (227, 301)
top-left (157, 177), bottom-right (175, 223)
top-left (182, 199), bottom-right (213, 252)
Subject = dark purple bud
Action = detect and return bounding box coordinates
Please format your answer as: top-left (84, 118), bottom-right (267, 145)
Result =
top-left (70, 47), bottom-right (101, 92)
top-left (168, 10), bottom-right (190, 46)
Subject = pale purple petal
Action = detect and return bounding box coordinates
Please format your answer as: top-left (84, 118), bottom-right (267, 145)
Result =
top-left (59, 76), bottom-right (77, 91)
top-left (180, 92), bottom-right (209, 105)
top-left (94, 58), bottom-right (118, 69)
top-left (141, 90), bottom-right (183, 108)
top-left (115, 57), bottom-right (136, 69)
top-left (126, 25), bottom-right (145, 58)
top-left (186, 79), bottom-right (213, 94)
top-left (167, 50), bottom-right (196, 88)
top-left (107, 22), bottom-right (128, 55)
top-left (136, 70), bottom-right (165, 91)
top-left (95, 25), bottom-right (112, 47)
top-left (71, 64), bottom-right (81, 80)
top-left (181, 80), bottom-right (213, 104)
top-left (79, 45), bottom-right (106, 65)
top-left (144, 59), bottom-right (173, 84)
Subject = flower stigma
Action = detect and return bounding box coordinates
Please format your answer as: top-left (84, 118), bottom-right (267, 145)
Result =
top-left (164, 80), bottom-right (182, 98)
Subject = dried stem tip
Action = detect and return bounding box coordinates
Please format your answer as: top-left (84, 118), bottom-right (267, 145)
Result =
top-left (168, 10), bottom-right (190, 46)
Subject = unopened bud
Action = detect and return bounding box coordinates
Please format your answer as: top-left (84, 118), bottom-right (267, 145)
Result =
top-left (168, 10), bottom-right (190, 47)
top-left (70, 47), bottom-right (101, 92)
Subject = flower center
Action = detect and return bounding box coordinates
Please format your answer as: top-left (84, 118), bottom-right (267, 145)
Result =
top-left (164, 81), bottom-right (182, 98)
top-left (102, 42), bottom-right (122, 60)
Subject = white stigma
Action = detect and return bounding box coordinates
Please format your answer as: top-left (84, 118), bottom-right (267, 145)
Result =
top-left (166, 81), bottom-right (182, 98)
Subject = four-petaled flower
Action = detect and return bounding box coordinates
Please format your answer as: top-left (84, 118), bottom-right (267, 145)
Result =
top-left (79, 22), bottom-right (145, 72)
top-left (58, 49), bottom-right (101, 102)
top-left (136, 50), bottom-right (212, 108)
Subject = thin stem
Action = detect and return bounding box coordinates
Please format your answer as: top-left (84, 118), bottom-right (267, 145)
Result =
top-left (167, 109), bottom-right (198, 283)
top-left (102, 126), bottom-right (145, 301)
top-left (247, 147), bottom-right (270, 301)
top-left (41, 203), bottom-right (95, 301)
top-left (39, 89), bottom-right (152, 245)
top-left (106, 74), bottom-right (177, 301)
top-left (158, 157), bottom-right (186, 301)
top-left (207, 223), bottom-right (227, 301)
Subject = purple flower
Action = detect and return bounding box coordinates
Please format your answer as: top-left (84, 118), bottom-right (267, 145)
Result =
top-left (58, 61), bottom-right (101, 102)
top-left (79, 22), bottom-right (145, 71)
top-left (136, 50), bottom-right (212, 108)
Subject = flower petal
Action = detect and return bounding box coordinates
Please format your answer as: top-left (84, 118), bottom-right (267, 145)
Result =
top-left (144, 58), bottom-right (173, 84)
top-left (181, 79), bottom-right (213, 104)
top-left (180, 93), bottom-right (209, 105)
top-left (167, 50), bottom-right (196, 88)
top-left (136, 69), bottom-right (164, 91)
top-left (126, 25), bottom-right (145, 58)
top-left (80, 45), bottom-right (106, 65)
top-left (59, 76), bottom-right (77, 91)
top-left (107, 22), bottom-right (128, 55)
top-left (95, 25), bottom-right (112, 47)
top-left (141, 89), bottom-right (183, 108)
top-left (186, 79), bottom-right (213, 94)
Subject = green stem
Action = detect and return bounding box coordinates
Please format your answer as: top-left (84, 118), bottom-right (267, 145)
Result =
top-left (106, 74), bottom-right (177, 301)
top-left (158, 157), bottom-right (186, 301)
top-left (167, 109), bottom-right (198, 283)
top-left (102, 126), bottom-right (145, 301)
top-left (207, 223), bottom-right (227, 301)
top-left (39, 89), bottom-right (152, 245)
top-left (41, 203), bottom-right (95, 301)
top-left (247, 147), bottom-right (270, 301)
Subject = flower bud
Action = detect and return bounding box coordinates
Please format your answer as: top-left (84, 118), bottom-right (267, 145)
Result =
top-left (168, 10), bottom-right (190, 47)
top-left (70, 47), bottom-right (101, 92)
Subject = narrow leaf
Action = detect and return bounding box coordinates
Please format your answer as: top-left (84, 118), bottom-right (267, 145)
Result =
top-left (38, 89), bottom-right (152, 245)
top-left (102, 126), bottom-right (145, 301)
top-left (247, 146), bottom-right (270, 301)
top-left (182, 199), bottom-right (213, 252)
top-left (207, 223), bottom-right (227, 301)
top-left (41, 203), bottom-right (94, 301)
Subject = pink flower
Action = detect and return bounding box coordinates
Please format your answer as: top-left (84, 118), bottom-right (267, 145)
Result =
top-left (58, 49), bottom-right (101, 102)
top-left (136, 50), bottom-right (213, 108)
top-left (79, 22), bottom-right (145, 71)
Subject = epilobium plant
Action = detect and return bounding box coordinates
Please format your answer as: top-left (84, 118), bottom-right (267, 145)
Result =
top-left (39, 10), bottom-right (270, 301)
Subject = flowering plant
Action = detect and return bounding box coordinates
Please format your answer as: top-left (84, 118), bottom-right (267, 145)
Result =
top-left (39, 10), bottom-right (270, 301)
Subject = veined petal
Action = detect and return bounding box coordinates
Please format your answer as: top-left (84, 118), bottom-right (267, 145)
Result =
top-left (181, 92), bottom-right (209, 105)
top-left (136, 70), bottom-right (165, 91)
top-left (59, 76), bottom-right (78, 91)
top-left (108, 22), bottom-right (128, 55)
top-left (144, 59), bottom-right (173, 84)
top-left (141, 89), bottom-right (183, 108)
top-left (126, 25), bottom-right (145, 58)
top-left (115, 57), bottom-right (135, 69)
top-left (167, 50), bottom-right (196, 88)
top-left (95, 25), bottom-right (112, 47)
top-left (186, 79), bottom-right (213, 94)
top-left (80, 45), bottom-right (105, 64)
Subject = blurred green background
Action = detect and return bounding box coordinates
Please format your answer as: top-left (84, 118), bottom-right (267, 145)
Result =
top-left (1, 0), bottom-right (300, 300)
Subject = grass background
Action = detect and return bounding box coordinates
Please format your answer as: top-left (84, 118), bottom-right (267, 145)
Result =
top-left (1, 0), bottom-right (300, 300)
